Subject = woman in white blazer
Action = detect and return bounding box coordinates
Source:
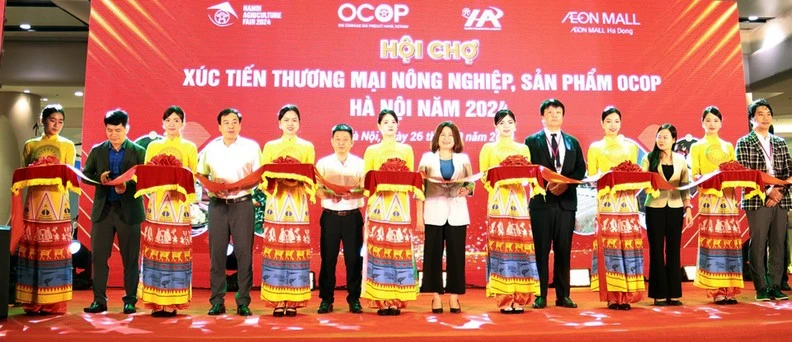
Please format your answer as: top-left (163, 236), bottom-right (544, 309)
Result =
top-left (641, 123), bottom-right (693, 306)
top-left (416, 121), bottom-right (474, 314)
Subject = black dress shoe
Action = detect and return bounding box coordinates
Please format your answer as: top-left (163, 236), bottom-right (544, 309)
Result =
top-left (619, 304), bottom-right (631, 311)
top-left (511, 305), bottom-right (525, 314)
top-left (532, 296), bottom-right (547, 309)
top-left (667, 299), bottom-right (683, 306)
top-left (151, 310), bottom-right (177, 317)
top-left (285, 308), bottom-right (297, 317)
top-left (653, 299), bottom-right (667, 306)
top-left (377, 309), bottom-right (388, 316)
top-left (349, 300), bottom-right (363, 313)
top-left (555, 298), bottom-right (578, 308)
top-left (318, 300), bottom-right (333, 314)
top-left (123, 304), bottom-right (136, 314)
top-left (388, 307), bottom-right (401, 315)
top-left (725, 298), bottom-right (738, 305)
top-left (607, 303), bottom-right (620, 310)
top-left (84, 302), bottom-right (108, 313)
top-left (714, 299), bottom-right (728, 305)
top-left (237, 305), bottom-right (252, 316)
top-left (273, 307), bottom-right (285, 317)
top-left (208, 304), bottom-right (226, 315)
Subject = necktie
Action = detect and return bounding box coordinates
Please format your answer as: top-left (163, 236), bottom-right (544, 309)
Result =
top-left (551, 133), bottom-right (560, 169)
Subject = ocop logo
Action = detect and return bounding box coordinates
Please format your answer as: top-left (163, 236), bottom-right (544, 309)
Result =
top-left (462, 6), bottom-right (503, 31)
top-left (208, 2), bottom-right (239, 27)
top-left (338, 3), bottom-right (409, 23)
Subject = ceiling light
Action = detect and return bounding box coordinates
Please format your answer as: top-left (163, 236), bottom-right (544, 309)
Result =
top-left (23, 89), bottom-right (30, 94)
top-left (19, 23), bottom-right (31, 30)
top-left (748, 16), bottom-right (759, 21)
top-left (74, 91), bottom-right (84, 97)
top-left (42, 98), bottom-right (49, 102)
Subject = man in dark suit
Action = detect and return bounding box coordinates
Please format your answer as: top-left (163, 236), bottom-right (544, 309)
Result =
top-left (736, 98), bottom-right (791, 302)
top-left (82, 109), bottom-right (146, 314)
top-left (524, 99), bottom-right (586, 309)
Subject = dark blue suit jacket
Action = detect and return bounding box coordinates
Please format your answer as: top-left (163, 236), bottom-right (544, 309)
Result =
top-left (524, 130), bottom-right (586, 211)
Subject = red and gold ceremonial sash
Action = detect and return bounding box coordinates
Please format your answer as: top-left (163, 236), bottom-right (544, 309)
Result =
top-left (10, 164), bottom-right (81, 251)
top-left (364, 170), bottom-right (425, 200)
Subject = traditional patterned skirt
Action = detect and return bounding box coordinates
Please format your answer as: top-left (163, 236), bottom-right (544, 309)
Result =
top-left (261, 183), bottom-right (312, 308)
top-left (16, 185), bottom-right (73, 314)
top-left (485, 184), bottom-right (540, 307)
top-left (361, 191), bottom-right (418, 309)
top-left (590, 191), bottom-right (645, 303)
top-left (694, 192), bottom-right (743, 296)
top-left (139, 190), bottom-right (193, 310)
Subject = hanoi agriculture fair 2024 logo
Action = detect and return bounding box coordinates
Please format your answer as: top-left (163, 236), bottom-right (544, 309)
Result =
top-left (208, 1), bottom-right (283, 27)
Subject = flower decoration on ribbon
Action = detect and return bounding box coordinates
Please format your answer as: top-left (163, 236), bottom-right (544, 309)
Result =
top-left (610, 161), bottom-right (642, 172)
top-left (147, 154), bottom-right (183, 167)
top-left (363, 158), bottom-right (424, 199)
top-left (718, 161), bottom-right (746, 171)
top-left (29, 155), bottom-right (60, 167)
top-left (499, 154), bottom-right (530, 167)
top-left (379, 157), bottom-right (411, 172)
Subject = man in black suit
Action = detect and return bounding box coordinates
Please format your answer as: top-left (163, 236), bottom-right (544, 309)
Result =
top-left (524, 99), bottom-right (586, 309)
top-left (82, 109), bottom-right (146, 314)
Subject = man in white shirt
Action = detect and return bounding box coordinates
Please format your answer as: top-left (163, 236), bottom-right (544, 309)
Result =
top-left (315, 124), bottom-right (365, 314)
top-left (197, 108), bottom-right (261, 316)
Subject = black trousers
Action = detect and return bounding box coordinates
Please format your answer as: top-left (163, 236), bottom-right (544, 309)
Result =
top-left (530, 205), bottom-right (575, 300)
top-left (420, 223), bottom-right (467, 295)
top-left (91, 203), bottom-right (140, 306)
top-left (645, 206), bottom-right (683, 299)
top-left (318, 209), bottom-right (363, 304)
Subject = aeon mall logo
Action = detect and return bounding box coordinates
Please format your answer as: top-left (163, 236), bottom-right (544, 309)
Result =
top-left (208, 2), bottom-right (239, 27)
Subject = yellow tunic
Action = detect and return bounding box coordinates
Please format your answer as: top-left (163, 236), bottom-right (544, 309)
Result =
top-left (24, 134), bottom-right (76, 166)
top-left (260, 135), bottom-right (316, 305)
top-left (362, 140), bottom-right (415, 222)
top-left (144, 136), bottom-right (199, 171)
top-left (587, 135), bottom-right (645, 299)
top-left (361, 140), bottom-right (418, 306)
top-left (479, 138), bottom-right (531, 218)
top-left (261, 136), bottom-right (316, 164)
top-left (587, 135), bottom-right (639, 175)
top-left (479, 138), bottom-right (539, 302)
top-left (689, 135), bottom-right (735, 176)
top-left (689, 135), bottom-right (742, 292)
top-left (140, 136), bottom-right (198, 309)
top-left (17, 134), bottom-right (76, 310)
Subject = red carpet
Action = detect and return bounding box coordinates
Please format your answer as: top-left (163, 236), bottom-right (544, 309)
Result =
top-left (3, 283), bottom-right (792, 341)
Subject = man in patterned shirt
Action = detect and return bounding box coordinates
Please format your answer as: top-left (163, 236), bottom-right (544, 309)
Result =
top-left (736, 98), bottom-right (791, 302)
